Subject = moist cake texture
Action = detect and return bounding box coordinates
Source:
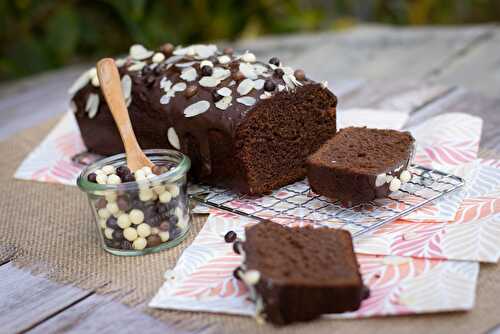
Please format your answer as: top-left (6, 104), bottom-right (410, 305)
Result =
top-left (307, 127), bottom-right (415, 205)
top-left (70, 44), bottom-right (337, 194)
top-left (239, 221), bottom-right (366, 325)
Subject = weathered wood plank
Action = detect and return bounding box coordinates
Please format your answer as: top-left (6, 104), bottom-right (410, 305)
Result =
top-left (291, 25), bottom-right (493, 85)
top-left (27, 294), bottom-right (213, 334)
top-left (0, 263), bottom-right (92, 333)
top-left (431, 30), bottom-right (500, 98)
top-left (405, 87), bottom-right (500, 152)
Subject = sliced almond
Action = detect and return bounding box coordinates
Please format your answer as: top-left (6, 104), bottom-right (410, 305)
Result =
top-left (184, 100), bottom-right (210, 117)
top-left (167, 127), bottom-right (181, 150)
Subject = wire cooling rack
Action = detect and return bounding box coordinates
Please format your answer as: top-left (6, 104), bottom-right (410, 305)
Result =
top-left (189, 165), bottom-right (465, 238)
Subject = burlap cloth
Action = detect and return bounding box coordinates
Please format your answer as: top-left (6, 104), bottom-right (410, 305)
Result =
top-left (1, 117), bottom-right (499, 334)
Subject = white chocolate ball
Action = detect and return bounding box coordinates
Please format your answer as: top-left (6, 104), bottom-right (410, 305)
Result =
top-left (142, 166), bottom-right (153, 175)
top-left (133, 237), bottom-right (147, 250)
top-left (129, 209), bottom-right (144, 225)
top-left (159, 191), bottom-right (172, 203)
top-left (123, 227), bottom-right (138, 241)
top-left (98, 208), bottom-right (111, 219)
top-left (139, 189), bottom-right (154, 202)
top-left (102, 165), bottom-right (116, 175)
top-left (99, 219), bottom-right (107, 229)
top-left (104, 227), bottom-right (114, 239)
top-left (113, 210), bottom-right (123, 218)
top-left (137, 223), bottom-right (151, 238)
top-left (242, 52), bottom-right (256, 63)
top-left (400, 170), bottom-right (412, 183)
top-left (389, 178), bottom-right (402, 192)
top-left (153, 185), bottom-right (166, 195)
top-left (94, 169), bottom-right (106, 175)
top-left (165, 184), bottom-right (180, 197)
top-left (105, 191), bottom-right (117, 202)
top-left (96, 174), bottom-right (108, 185)
top-left (134, 169), bottom-right (146, 180)
top-left (106, 202), bottom-right (120, 215)
top-left (152, 52), bottom-right (165, 63)
top-left (107, 174), bottom-right (121, 185)
top-left (117, 213), bottom-right (131, 229)
top-left (159, 231), bottom-right (170, 242)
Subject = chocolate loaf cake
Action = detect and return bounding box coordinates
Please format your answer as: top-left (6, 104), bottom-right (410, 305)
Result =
top-left (237, 221), bottom-right (366, 325)
top-left (69, 44), bottom-right (337, 194)
top-left (307, 127), bottom-right (415, 205)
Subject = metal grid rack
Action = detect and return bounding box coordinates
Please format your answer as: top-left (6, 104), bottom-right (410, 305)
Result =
top-left (190, 165), bottom-right (465, 238)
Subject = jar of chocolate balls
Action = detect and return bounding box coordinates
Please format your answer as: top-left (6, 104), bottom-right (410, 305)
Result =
top-left (77, 149), bottom-right (191, 256)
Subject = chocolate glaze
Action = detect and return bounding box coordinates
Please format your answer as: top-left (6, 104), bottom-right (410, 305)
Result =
top-left (72, 45), bottom-right (337, 194)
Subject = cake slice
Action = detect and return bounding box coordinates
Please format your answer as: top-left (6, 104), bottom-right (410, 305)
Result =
top-left (237, 221), bottom-right (366, 325)
top-left (307, 127), bottom-right (415, 206)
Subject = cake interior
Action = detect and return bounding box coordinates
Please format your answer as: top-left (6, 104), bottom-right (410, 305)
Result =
top-left (308, 127), bottom-right (414, 175)
top-left (244, 221), bottom-right (361, 286)
top-left (236, 84), bottom-right (337, 194)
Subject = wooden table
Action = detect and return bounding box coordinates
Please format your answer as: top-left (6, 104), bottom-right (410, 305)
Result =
top-left (1, 24), bottom-right (500, 334)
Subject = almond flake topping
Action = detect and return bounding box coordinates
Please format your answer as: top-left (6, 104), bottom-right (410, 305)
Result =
top-left (121, 75), bottom-right (132, 107)
top-left (184, 100), bottom-right (210, 117)
top-left (167, 127), bottom-right (181, 150)
top-left (68, 68), bottom-right (93, 95)
top-left (85, 93), bottom-right (100, 119)
top-left (215, 95), bottom-right (232, 110)
top-left (199, 76), bottom-right (220, 88)
top-left (180, 67), bottom-right (197, 82)
top-left (217, 87), bottom-right (232, 97)
top-left (239, 62), bottom-right (257, 79)
top-left (160, 79), bottom-right (186, 105)
top-left (173, 44), bottom-right (217, 59)
top-left (175, 61), bottom-right (196, 68)
top-left (253, 79), bottom-right (265, 90)
top-left (237, 79), bottom-right (254, 95)
top-left (260, 92), bottom-right (272, 99)
top-left (129, 44), bottom-right (154, 60)
top-left (236, 96), bottom-right (256, 106)
top-left (128, 61), bottom-right (146, 72)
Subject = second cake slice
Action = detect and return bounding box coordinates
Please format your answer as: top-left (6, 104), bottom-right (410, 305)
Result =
top-left (307, 127), bottom-right (415, 206)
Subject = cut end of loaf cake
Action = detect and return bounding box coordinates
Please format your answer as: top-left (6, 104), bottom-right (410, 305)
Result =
top-left (235, 83), bottom-right (337, 194)
top-left (307, 127), bottom-right (415, 205)
top-left (241, 221), bottom-right (365, 325)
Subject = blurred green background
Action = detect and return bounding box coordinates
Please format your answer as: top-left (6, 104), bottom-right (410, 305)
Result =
top-left (1, 0), bottom-right (499, 81)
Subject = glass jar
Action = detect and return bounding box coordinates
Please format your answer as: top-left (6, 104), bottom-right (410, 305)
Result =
top-left (77, 149), bottom-right (191, 256)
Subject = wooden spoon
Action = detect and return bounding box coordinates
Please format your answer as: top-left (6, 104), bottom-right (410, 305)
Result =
top-left (96, 58), bottom-right (154, 172)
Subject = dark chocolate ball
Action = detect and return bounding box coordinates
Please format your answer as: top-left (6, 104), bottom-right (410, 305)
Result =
top-left (106, 217), bottom-right (119, 229)
top-left (294, 69), bottom-right (305, 81)
top-left (224, 231), bottom-right (237, 243)
top-left (112, 229), bottom-right (124, 240)
top-left (269, 57), bottom-right (280, 66)
top-left (159, 222), bottom-right (170, 231)
top-left (201, 65), bottom-right (213, 76)
top-left (116, 196), bottom-right (130, 211)
top-left (161, 43), bottom-right (175, 55)
top-left (122, 173), bottom-right (135, 183)
top-left (147, 235), bottom-right (162, 247)
top-left (184, 85), bottom-right (198, 98)
top-left (152, 165), bottom-right (168, 175)
top-left (121, 240), bottom-right (132, 250)
top-left (116, 165), bottom-right (130, 178)
top-left (111, 240), bottom-right (122, 249)
top-left (264, 80), bottom-right (276, 92)
top-left (88, 173), bottom-right (97, 183)
top-left (95, 198), bottom-right (107, 209)
top-left (274, 68), bottom-right (284, 76)
top-left (212, 90), bottom-right (223, 102)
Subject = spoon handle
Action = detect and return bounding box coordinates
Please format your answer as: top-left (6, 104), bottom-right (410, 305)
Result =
top-left (96, 58), bottom-right (153, 171)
